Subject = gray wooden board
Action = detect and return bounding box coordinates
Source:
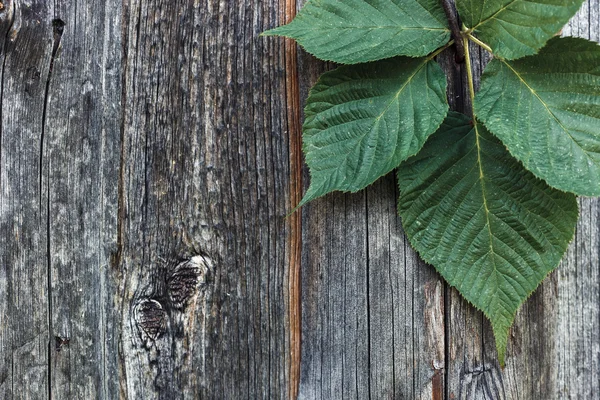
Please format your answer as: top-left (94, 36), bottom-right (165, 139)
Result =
top-left (117, 0), bottom-right (293, 398)
top-left (0, 1), bottom-right (53, 398)
top-left (116, 0), bottom-right (293, 398)
top-left (1, 0), bottom-right (295, 398)
top-left (44, 1), bottom-right (122, 399)
top-left (297, 0), bottom-right (600, 399)
top-left (0, 0), bottom-right (598, 398)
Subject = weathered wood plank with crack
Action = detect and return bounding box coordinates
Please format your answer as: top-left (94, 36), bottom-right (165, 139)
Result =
top-left (1, 0), bottom-right (295, 398)
top-left (0, 1), bottom-right (53, 398)
top-left (297, 1), bottom-right (600, 399)
top-left (0, 0), bottom-right (598, 399)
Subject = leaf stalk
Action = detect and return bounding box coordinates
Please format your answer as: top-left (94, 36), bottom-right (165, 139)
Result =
top-left (463, 35), bottom-right (476, 118)
top-left (467, 33), bottom-right (494, 54)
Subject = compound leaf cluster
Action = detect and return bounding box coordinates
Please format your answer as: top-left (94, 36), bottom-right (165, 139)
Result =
top-left (265, 0), bottom-right (599, 366)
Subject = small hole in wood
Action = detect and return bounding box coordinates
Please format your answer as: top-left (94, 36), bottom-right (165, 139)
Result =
top-left (55, 336), bottom-right (70, 352)
top-left (52, 18), bottom-right (65, 36)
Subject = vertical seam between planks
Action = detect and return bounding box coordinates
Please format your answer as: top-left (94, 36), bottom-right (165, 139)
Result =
top-left (282, 0), bottom-right (301, 398)
top-left (443, 282), bottom-right (449, 400)
top-left (43, 4), bottom-right (64, 398)
top-left (115, 0), bottom-right (138, 397)
top-left (364, 191), bottom-right (372, 400)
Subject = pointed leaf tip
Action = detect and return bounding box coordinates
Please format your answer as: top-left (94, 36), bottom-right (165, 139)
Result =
top-left (398, 113), bottom-right (578, 366)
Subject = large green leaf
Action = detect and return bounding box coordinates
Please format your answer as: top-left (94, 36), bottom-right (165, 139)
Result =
top-left (475, 37), bottom-right (600, 196)
top-left (457, 0), bottom-right (584, 59)
top-left (298, 56), bottom-right (448, 207)
top-left (263, 0), bottom-right (450, 64)
top-left (397, 112), bottom-right (578, 365)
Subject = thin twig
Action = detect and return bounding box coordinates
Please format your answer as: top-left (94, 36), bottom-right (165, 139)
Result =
top-left (440, 0), bottom-right (465, 63)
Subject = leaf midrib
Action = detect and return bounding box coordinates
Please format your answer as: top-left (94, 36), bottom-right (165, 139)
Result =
top-left (300, 26), bottom-right (448, 31)
top-left (314, 59), bottom-right (431, 187)
top-left (473, 123), bottom-right (501, 294)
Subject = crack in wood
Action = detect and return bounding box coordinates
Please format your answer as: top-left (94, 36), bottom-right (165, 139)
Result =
top-left (42, 13), bottom-right (64, 400)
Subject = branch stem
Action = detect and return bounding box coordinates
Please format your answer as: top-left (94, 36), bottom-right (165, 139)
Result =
top-left (441, 0), bottom-right (465, 63)
top-left (463, 35), bottom-right (476, 117)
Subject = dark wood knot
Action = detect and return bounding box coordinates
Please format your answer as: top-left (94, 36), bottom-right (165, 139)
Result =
top-left (134, 299), bottom-right (167, 342)
top-left (55, 336), bottom-right (70, 352)
top-left (167, 255), bottom-right (212, 310)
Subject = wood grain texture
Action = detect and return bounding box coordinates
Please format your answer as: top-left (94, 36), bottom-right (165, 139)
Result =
top-left (117, 0), bottom-right (293, 398)
top-left (281, 0), bottom-right (303, 397)
top-left (1, 0), bottom-right (296, 398)
top-left (298, 1), bottom-right (600, 399)
top-left (0, 0), bottom-right (598, 398)
top-left (0, 1), bottom-right (53, 398)
top-left (45, 1), bottom-right (121, 398)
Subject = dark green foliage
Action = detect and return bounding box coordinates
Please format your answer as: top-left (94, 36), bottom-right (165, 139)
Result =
top-left (265, 0), bottom-right (599, 365)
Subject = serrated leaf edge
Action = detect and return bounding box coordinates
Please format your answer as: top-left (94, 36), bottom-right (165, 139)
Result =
top-left (294, 54), bottom-right (450, 212)
top-left (397, 118), bottom-right (579, 366)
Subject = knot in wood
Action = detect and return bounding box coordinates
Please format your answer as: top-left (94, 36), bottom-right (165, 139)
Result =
top-left (54, 336), bottom-right (70, 352)
top-left (134, 299), bottom-right (167, 342)
top-left (167, 255), bottom-right (212, 309)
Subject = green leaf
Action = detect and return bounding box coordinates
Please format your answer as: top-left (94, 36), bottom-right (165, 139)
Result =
top-left (298, 56), bottom-right (448, 207)
top-left (263, 0), bottom-right (450, 64)
top-left (457, 0), bottom-right (585, 59)
top-left (397, 112), bottom-right (578, 365)
top-left (475, 37), bottom-right (600, 196)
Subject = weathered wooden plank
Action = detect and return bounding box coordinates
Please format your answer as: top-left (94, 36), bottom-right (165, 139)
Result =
top-left (296, 2), bottom-right (447, 399)
top-left (116, 0), bottom-right (293, 397)
top-left (0, 1), bottom-right (54, 398)
top-left (298, 117), bottom-right (446, 400)
top-left (444, 2), bottom-right (600, 399)
top-left (298, 1), bottom-right (600, 399)
top-left (44, 1), bottom-right (122, 398)
top-left (3, 0), bottom-right (296, 398)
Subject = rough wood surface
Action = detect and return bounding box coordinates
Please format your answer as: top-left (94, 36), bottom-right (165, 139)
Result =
top-left (0, 0), bottom-right (598, 398)
top-left (0, 1), bottom-right (53, 398)
top-left (117, 0), bottom-right (293, 398)
top-left (297, 1), bottom-right (600, 399)
top-left (45, 1), bottom-right (121, 398)
top-left (297, 56), bottom-right (446, 400)
top-left (1, 0), bottom-right (296, 398)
